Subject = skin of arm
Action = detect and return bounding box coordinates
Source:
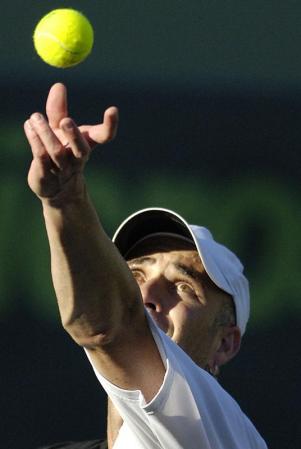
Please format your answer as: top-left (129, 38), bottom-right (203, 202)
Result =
top-left (107, 398), bottom-right (124, 448)
top-left (24, 83), bottom-right (165, 402)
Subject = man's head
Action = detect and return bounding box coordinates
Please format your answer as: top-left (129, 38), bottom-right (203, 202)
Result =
top-left (113, 208), bottom-right (250, 375)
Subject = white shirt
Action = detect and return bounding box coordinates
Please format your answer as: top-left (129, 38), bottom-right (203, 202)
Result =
top-left (85, 316), bottom-right (268, 449)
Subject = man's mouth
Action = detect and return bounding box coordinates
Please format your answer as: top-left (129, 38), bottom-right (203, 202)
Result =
top-left (147, 309), bottom-right (170, 334)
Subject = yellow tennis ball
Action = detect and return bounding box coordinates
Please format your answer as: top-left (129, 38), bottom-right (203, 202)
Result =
top-left (33, 9), bottom-right (94, 68)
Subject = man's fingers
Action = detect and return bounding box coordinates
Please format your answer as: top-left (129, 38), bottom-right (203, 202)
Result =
top-left (29, 113), bottom-right (69, 169)
top-left (60, 118), bottom-right (91, 160)
top-left (102, 106), bottom-right (119, 142)
top-left (24, 119), bottom-right (50, 162)
top-left (46, 83), bottom-right (68, 129)
top-left (24, 120), bottom-right (56, 189)
top-left (80, 106), bottom-right (119, 146)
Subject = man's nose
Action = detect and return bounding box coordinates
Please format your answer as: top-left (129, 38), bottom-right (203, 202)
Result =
top-left (140, 277), bottom-right (174, 313)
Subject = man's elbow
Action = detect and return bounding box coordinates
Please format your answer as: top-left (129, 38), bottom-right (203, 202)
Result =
top-left (62, 314), bottom-right (117, 349)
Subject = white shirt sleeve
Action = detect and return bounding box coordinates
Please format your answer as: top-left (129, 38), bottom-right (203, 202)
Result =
top-left (85, 314), bottom-right (268, 449)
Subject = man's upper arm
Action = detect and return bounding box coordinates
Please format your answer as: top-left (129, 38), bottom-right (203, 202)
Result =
top-left (85, 310), bottom-right (165, 403)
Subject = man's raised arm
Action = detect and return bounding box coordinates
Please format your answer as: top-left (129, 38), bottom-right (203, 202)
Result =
top-left (24, 83), bottom-right (164, 401)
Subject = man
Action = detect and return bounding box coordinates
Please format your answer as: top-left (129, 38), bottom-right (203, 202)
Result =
top-left (25, 83), bottom-right (267, 449)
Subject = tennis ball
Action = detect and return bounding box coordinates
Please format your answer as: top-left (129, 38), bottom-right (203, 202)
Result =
top-left (33, 9), bottom-right (94, 68)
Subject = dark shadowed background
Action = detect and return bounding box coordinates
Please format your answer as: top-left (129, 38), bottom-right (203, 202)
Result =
top-left (0, 1), bottom-right (300, 448)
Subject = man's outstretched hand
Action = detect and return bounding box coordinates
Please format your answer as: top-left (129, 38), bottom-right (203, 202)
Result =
top-left (24, 83), bottom-right (118, 203)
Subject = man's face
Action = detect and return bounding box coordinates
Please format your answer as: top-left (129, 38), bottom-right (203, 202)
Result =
top-left (126, 235), bottom-right (233, 368)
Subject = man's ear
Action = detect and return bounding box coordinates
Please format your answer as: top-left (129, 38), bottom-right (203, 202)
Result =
top-left (214, 325), bottom-right (241, 368)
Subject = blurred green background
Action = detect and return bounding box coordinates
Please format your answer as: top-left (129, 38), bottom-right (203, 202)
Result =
top-left (0, 1), bottom-right (300, 448)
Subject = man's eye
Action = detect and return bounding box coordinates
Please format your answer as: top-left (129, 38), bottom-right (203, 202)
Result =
top-left (131, 270), bottom-right (145, 284)
top-left (176, 282), bottom-right (196, 296)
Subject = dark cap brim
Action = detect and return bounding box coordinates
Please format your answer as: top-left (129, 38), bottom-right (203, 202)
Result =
top-left (112, 208), bottom-right (193, 257)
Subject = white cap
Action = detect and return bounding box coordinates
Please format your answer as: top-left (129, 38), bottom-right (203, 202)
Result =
top-left (113, 207), bottom-right (250, 335)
